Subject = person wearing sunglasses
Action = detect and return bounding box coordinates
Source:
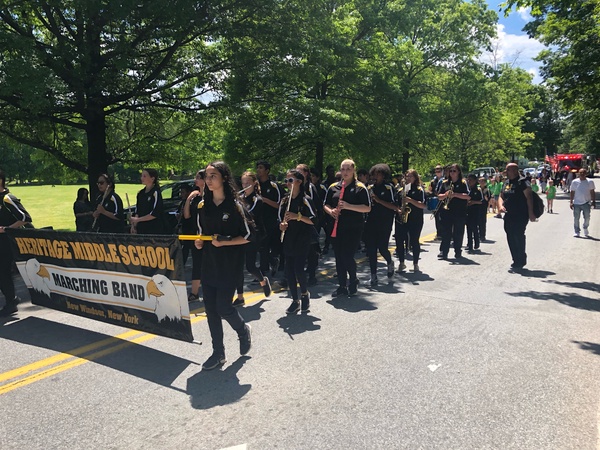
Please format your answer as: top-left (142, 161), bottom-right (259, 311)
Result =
top-left (279, 170), bottom-right (317, 314)
top-left (437, 163), bottom-right (470, 259)
top-left (324, 159), bottom-right (371, 297)
top-left (92, 173), bottom-right (126, 233)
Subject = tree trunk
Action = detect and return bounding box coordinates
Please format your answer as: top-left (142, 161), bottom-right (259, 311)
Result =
top-left (86, 107), bottom-right (109, 199)
top-left (315, 141), bottom-right (324, 176)
top-left (402, 139), bottom-right (410, 172)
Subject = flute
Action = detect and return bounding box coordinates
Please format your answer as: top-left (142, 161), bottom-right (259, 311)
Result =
top-left (92, 186), bottom-right (112, 231)
top-left (331, 180), bottom-right (346, 238)
top-left (280, 182), bottom-right (294, 243)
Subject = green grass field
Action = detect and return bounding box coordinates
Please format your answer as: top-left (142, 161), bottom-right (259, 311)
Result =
top-left (6, 184), bottom-right (143, 231)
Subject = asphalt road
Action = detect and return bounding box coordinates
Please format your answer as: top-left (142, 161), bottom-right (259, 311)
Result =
top-left (1, 189), bottom-right (599, 450)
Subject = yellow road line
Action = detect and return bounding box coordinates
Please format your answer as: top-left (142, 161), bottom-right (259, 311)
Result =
top-left (0, 231), bottom-right (438, 394)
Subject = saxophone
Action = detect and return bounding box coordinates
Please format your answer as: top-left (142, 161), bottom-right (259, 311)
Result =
top-left (399, 182), bottom-right (412, 224)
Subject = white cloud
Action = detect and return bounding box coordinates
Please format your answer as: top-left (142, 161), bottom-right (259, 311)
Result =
top-left (517, 7), bottom-right (533, 22)
top-left (481, 24), bottom-right (546, 83)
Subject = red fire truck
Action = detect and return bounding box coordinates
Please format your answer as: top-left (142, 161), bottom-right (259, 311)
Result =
top-left (546, 153), bottom-right (599, 177)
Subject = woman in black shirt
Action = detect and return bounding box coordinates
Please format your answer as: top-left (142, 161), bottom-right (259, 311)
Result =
top-left (395, 169), bottom-right (426, 272)
top-left (194, 161), bottom-right (253, 370)
top-left (130, 168), bottom-right (164, 234)
top-left (92, 173), bottom-right (125, 233)
top-left (74, 187), bottom-right (94, 232)
top-left (279, 169), bottom-right (317, 314)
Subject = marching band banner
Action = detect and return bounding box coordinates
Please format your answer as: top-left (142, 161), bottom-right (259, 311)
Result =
top-left (6, 228), bottom-right (193, 342)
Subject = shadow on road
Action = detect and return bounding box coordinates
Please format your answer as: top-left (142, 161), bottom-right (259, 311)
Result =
top-left (572, 341), bottom-right (600, 357)
top-left (396, 271), bottom-right (434, 285)
top-left (508, 269), bottom-right (556, 279)
top-left (545, 280), bottom-right (600, 294)
top-left (326, 294), bottom-right (378, 313)
top-left (276, 314), bottom-right (322, 339)
top-left (0, 317), bottom-right (197, 389)
top-left (239, 299), bottom-right (269, 323)
top-left (187, 356), bottom-right (251, 410)
top-left (507, 291), bottom-right (600, 312)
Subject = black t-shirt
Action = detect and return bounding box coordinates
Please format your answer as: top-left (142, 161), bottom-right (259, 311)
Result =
top-left (135, 186), bottom-right (164, 234)
top-left (278, 194), bottom-right (317, 256)
top-left (0, 189), bottom-right (32, 227)
top-left (94, 192), bottom-right (125, 233)
top-left (439, 179), bottom-right (470, 216)
top-left (501, 177), bottom-right (530, 220)
top-left (325, 179), bottom-right (371, 230)
top-left (73, 200), bottom-right (93, 231)
top-left (243, 192), bottom-right (266, 239)
top-left (367, 182), bottom-right (396, 224)
top-left (467, 185), bottom-right (483, 217)
top-left (258, 179), bottom-right (281, 227)
top-left (396, 184), bottom-right (426, 223)
top-left (198, 198), bottom-right (253, 285)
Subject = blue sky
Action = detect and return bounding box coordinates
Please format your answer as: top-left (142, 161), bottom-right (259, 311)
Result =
top-left (483, 1), bottom-right (546, 83)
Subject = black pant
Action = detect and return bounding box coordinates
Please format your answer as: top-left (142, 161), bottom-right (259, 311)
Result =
top-left (479, 205), bottom-right (488, 239)
top-left (285, 253), bottom-right (308, 301)
top-left (466, 212), bottom-right (480, 249)
top-left (504, 217), bottom-right (528, 267)
top-left (365, 221), bottom-right (393, 273)
top-left (0, 238), bottom-right (16, 304)
top-left (260, 224), bottom-right (280, 273)
top-left (440, 213), bottom-right (466, 256)
top-left (333, 227), bottom-right (363, 287)
top-left (395, 219), bottom-right (423, 263)
top-left (203, 282), bottom-right (246, 354)
top-left (306, 243), bottom-right (319, 279)
top-left (237, 241), bottom-right (265, 295)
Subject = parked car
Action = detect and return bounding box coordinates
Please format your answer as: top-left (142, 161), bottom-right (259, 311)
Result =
top-left (524, 167), bottom-right (537, 177)
top-left (470, 167), bottom-right (498, 179)
top-left (126, 179), bottom-right (196, 233)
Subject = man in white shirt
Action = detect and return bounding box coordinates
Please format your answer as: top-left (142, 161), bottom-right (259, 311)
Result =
top-left (570, 169), bottom-right (596, 237)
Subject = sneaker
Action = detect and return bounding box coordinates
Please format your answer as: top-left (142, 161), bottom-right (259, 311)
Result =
top-left (188, 292), bottom-right (200, 303)
top-left (332, 286), bottom-right (348, 298)
top-left (232, 297), bottom-right (245, 308)
top-left (455, 251), bottom-right (462, 259)
top-left (239, 324), bottom-right (252, 355)
top-left (0, 303), bottom-right (18, 317)
top-left (300, 293), bottom-right (310, 313)
top-left (202, 352), bottom-right (226, 370)
top-left (262, 277), bottom-right (272, 298)
top-left (387, 261), bottom-right (395, 278)
top-left (307, 277), bottom-right (318, 286)
top-left (437, 252), bottom-right (448, 260)
top-left (573, 232), bottom-right (580, 238)
top-left (397, 262), bottom-right (407, 273)
top-left (584, 229), bottom-right (589, 237)
top-left (286, 300), bottom-right (300, 315)
top-left (369, 274), bottom-right (378, 286)
top-left (413, 263), bottom-right (420, 272)
top-left (348, 280), bottom-right (358, 296)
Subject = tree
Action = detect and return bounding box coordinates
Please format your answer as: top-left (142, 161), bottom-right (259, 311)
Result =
top-left (0, 0), bottom-right (272, 191)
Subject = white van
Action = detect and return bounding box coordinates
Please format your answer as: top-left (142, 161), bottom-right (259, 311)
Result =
top-left (470, 167), bottom-right (498, 179)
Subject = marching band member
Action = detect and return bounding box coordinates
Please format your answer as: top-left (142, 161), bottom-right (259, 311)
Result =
top-left (183, 169), bottom-right (205, 302)
top-left (194, 161), bottom-right (253, 370)
top-left (296, 164), bottom-right (321, 286)
top-left (130, 168), bottom-right (164, 234)
top-left (256, 160), bottom-right (281, 276)
top-left (395, 169), bottom-right (426, 272)
top-left (437, 163), bottom-right (470, 259)
top-left (324, 159), bottom-right (371, 297)
top-left (279, 170), bottom-right (317, 314)
top-left (234, 171), bottom-right (272, 307)
top-left (365, 163), bottom-right (396, 285)
top-left (466, 174), bottom-right (483, 252)
top-left (93, 173), bottom-right (126, 233)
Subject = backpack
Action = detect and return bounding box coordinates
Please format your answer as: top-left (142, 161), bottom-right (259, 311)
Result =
top-left (532, 191), bottom-right (544, 219)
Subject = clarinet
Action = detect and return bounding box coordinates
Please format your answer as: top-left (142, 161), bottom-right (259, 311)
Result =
top-left (331, 180), bottom-right (346, 238)
top-left (280, 182), bottom-right (295, 243)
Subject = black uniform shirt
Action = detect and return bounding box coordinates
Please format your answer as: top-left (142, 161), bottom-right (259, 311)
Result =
top-left (135, 186), bottom-right (164, 234)
top-left (73, 200), bottom-right (94, 231)
top-left (243, 192), bottom-right (266, 239)
top-left (278, 194), bottom-right (317, 256)
top-left (396, 184), bottom-right (426, 223)
top-left (95, 192), bottom-right (125, 233)
top-left (367, 182), bottom-right (396, 224)
top-left (0, 189), bottom-right (32, 227)
top-left (467, 185), bottom-right (483, 217)
top-left (258, 179), bottom-right (281, 227)
top-left (198, 198), bottom-right (253, 285)
top-left (501, 177), bottom-right (530, 219)
top-left (439, 179), bottom-right (470, 216)
top-left (325, 179), bottom-right (371, 230)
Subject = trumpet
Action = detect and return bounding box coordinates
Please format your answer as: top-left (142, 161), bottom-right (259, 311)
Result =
top-left (398, 183), bottom-right (411, 224)
top-left (430, 182), bottom-right (453, 218)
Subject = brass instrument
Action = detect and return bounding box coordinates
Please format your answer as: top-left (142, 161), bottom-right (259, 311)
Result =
top-left (399, 183), bottom-right (412, 224)
top-left (430, 181), bottom-right (453, 218)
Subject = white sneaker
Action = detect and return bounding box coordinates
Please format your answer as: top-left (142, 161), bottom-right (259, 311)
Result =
top-left (573, 232), bottom-right (580, 238)
top-left (584, 229), bottom-right (589, 237)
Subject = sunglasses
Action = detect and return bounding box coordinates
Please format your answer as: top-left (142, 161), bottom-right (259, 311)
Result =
top-left (285, 177), bottom-right (297, 183)
top-left (449, 170), bottom-right (458, 173)
top-left (97, 181), bottom-right (106, 185)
